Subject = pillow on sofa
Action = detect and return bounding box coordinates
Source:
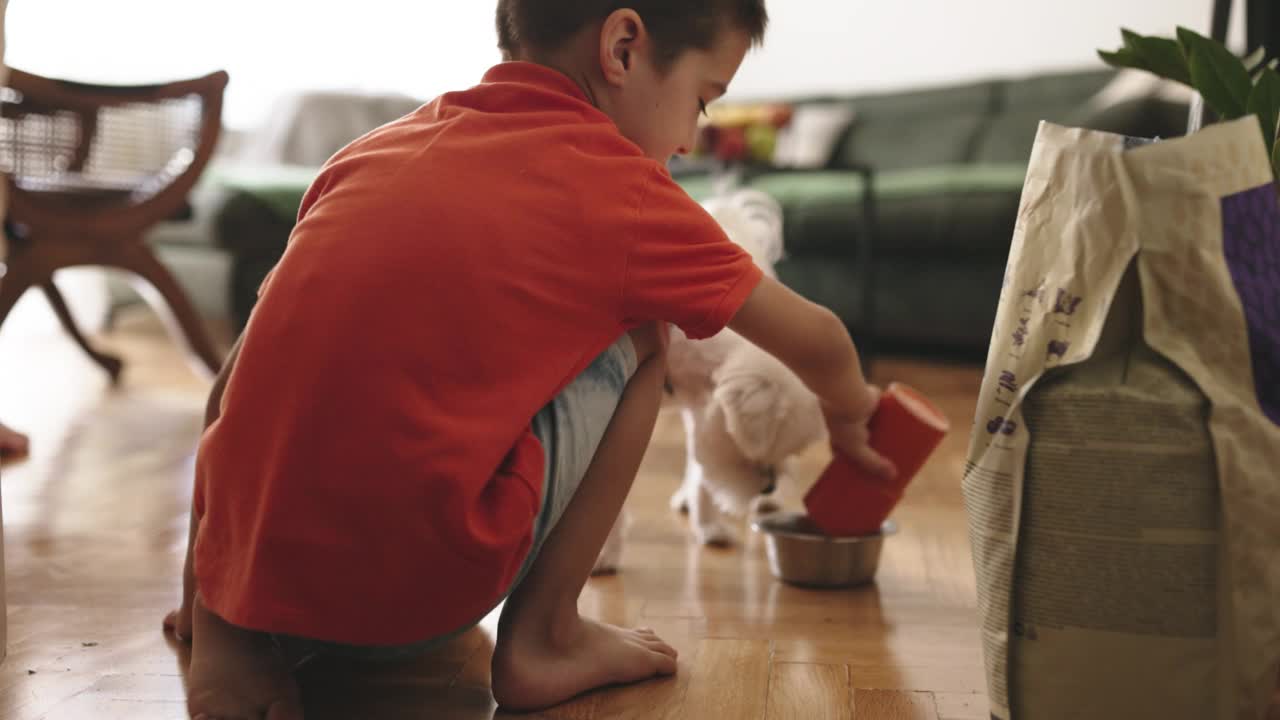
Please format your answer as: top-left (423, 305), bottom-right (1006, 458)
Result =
top-left (773, 103), bottom-right (856, 169)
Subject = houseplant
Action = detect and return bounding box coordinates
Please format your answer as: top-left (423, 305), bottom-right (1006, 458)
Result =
top-left (1100, 27), bottom-right (1280, 176)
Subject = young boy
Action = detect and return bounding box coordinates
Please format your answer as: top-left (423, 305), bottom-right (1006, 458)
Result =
top-left (168, 2), bottom-right (894, 717)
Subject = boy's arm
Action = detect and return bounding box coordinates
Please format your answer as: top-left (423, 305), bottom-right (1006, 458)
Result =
top-left (727, 276), bottom-right (895, 478)
top-left (165, 332), bottom-right (244, 641)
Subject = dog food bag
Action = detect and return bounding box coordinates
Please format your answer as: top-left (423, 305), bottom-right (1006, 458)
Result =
top-left (963, 118), bottom-right (1280, 720)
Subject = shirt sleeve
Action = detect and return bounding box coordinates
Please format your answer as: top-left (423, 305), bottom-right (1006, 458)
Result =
top-left (621, 168), bottom-right (764, 340)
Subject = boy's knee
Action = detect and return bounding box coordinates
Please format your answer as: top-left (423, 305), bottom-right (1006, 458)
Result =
top-left (627, 323), bottom-right (668, 366)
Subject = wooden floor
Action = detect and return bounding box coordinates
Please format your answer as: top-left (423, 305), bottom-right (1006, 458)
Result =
top-left (0, 308), bottom-right (990, 720)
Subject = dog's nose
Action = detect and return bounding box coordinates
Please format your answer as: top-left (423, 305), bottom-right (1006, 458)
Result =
top-left (761, 466), bottom-right (778, 495)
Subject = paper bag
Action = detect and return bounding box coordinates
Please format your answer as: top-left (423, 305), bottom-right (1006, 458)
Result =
top-left (963, 117), bottom-right (1280, 720)
top-left (0, 485), bottom-right (5, 661)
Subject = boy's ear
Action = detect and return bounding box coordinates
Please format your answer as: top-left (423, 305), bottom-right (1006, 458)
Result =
top-left (599, 8), bottom-right (643, 86)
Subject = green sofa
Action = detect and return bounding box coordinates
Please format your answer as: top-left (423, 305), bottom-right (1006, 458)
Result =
top-left (677, 69), bottom-right (1187, 353)
top-left (205, 68), bottom-right (1188, 352)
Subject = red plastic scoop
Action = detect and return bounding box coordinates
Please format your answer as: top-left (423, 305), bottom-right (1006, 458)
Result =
top-left (803, 382), bottom-right (950, 537)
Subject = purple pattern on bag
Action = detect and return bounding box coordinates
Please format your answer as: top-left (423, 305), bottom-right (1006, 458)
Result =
top-left (1220, 185), bottom-right (1280, 426)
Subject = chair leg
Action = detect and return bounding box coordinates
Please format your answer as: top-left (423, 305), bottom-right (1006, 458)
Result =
top-left (41, 279), bottom-right (125, 385)
top-left (115, 245), bottom-right (223, 378)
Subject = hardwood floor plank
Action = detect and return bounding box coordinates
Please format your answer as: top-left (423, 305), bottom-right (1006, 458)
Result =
top-left (847, 665), bottom-right (986, 694)
top-left (31, 672), bottom-right (187, 720)
top-left (41, 696), bottom-right (187, 720)
top-left (853, 690), bottom-right (939, 720)
top-left (0, 312), bottom-right (987, 719)
top-left (306, 682), bottom-right (498, 720)
top-left (0, 669), bottom-right (98, 720)
top-left (586, 642), bottom-right (701, 720)
top-left (764, 663), bottom-right (851, 720)
top-left (933, 692), bottom-right (990, 720)
top-left (772, 624), bottom-right (984, 671)
top-left (674, 639), bottom-right (771, 720)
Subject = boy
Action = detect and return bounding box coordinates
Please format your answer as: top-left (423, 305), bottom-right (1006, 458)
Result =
top-left (169, 2), bottom-right (895, 718)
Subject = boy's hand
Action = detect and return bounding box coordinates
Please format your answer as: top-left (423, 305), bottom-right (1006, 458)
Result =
top-left (824, 383), bottom-right (897, 480)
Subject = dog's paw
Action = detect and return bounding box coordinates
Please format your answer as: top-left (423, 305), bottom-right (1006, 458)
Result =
top-left (694, 522), bottom-right (734, 547)
top-left (669, 486), bottom-right (690, 514)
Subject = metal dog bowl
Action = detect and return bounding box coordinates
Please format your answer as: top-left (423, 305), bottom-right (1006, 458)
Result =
top-left (752, 511), bottom-right (897, 588)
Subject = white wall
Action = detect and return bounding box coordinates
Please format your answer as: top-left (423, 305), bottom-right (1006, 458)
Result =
top-left (6, 0), bottom-right (1246, 128)
top-left (733, 0), bottom-right (1245, 99)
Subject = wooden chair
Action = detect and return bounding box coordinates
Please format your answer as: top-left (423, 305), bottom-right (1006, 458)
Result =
top-left (0, 68), bottom-right (229, 381)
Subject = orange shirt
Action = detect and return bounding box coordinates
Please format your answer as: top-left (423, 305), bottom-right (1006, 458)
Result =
top-left (194, 62), bottom-right (763, 645)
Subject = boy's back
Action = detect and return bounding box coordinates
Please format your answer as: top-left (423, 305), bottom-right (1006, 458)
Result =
top-left (194, 61), bottom-right (761, 646)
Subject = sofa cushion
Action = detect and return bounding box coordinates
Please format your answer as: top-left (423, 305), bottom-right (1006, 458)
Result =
top-left (674, 173), bottom-right (719, 202)
top-left (876, 163), bottom-right (1027, 198)
top-left (776, 255), bottom-right (872, 329)
top-left (750, 171), bottom-right (872, 255)
top-left (678, 165), bottom-right (1025, 257)
top-left (834, 81), bottom-right (997, 172)
top-left (874, 165), bottom-right (1024, 256)
top-left (678, 171), bottom-right (873, 255)
top-left (972, 69), bottom-right (1134, 164)
top-left (212, 164), bottom-right (320, 221)
top-left (870, 256), bottom-right (1006, 347)
top-left (143, 175), bottom-right (228, 249)
top-left (777, 253), bottom-right (1006, 350)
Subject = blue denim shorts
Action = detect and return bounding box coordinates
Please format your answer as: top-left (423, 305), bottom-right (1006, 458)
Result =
top-left (273, 335), bottom-right (638, 664)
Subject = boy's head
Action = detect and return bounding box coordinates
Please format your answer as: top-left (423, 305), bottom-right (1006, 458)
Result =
top-left (495, 1), bottom-right (768, 161)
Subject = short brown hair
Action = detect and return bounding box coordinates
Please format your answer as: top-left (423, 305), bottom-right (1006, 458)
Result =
top-left (496, 1), bottom-right (768, 70)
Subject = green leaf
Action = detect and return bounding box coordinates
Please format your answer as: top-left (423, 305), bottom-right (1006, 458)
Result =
top-left (1098, 47), bottom-right (1146, 72)
top-left (1121, 29), bottom-right (1193, 85)
top-left (1247, 67), bottom-right (1280, 151)
top-left (1176, 26), bottom-right (1204, 57)
top-left (1178, 26), bottom-right (1252, 118)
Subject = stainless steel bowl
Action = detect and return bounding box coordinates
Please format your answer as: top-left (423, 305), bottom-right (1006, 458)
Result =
top-left (751, 511), bottom-right (897, 588)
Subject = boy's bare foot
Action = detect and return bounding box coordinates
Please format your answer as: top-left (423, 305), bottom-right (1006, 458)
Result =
top-left (164, 605), bottom-right (193, 642)
top-left (186, 594), bottom-right (303, 720)
top-left (0, 422), bottom-right (29, 459)
top-left (490, 614), bottom-right (677, 711)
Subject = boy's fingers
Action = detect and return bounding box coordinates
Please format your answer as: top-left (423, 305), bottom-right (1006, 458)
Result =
top-left (162, 609), bottom-right (192, 642)
top-left (862, 384), bottom-right (883, 417)
top-left (854, 445), bottom-right (897, 480)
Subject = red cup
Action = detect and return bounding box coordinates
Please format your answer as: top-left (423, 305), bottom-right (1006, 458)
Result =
top-left (803, 382), bottom-right (950, 537)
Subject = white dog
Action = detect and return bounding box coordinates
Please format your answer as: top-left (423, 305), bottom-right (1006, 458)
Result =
top-left (593, 190), bottom-right (827, 572)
